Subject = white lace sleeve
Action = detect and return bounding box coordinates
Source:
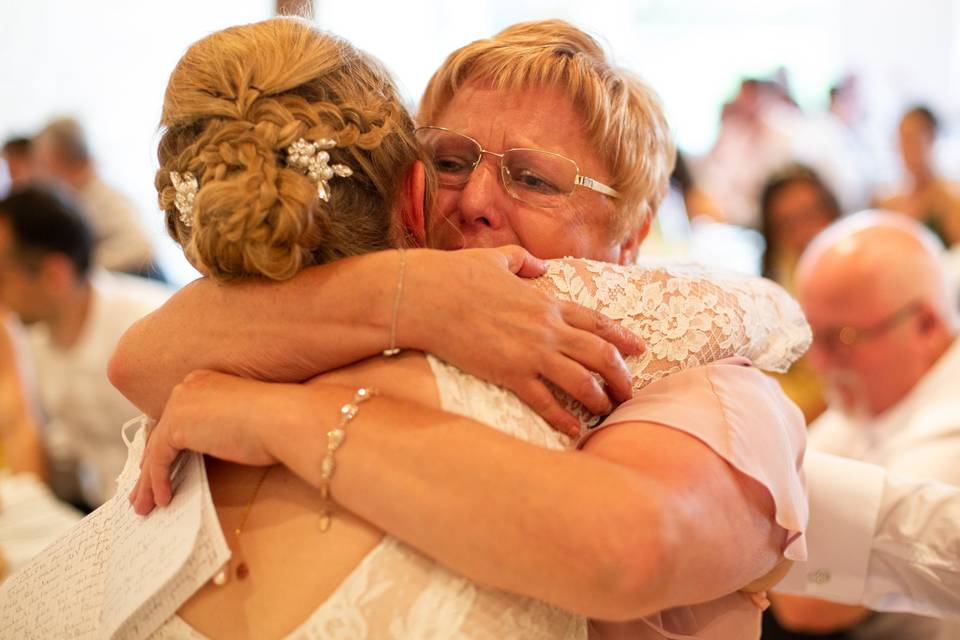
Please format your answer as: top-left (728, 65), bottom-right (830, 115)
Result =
top-left (534, 258), bottom-right (811, 394)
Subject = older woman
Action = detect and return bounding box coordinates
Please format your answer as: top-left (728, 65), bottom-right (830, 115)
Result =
top-left (116, 19), bottom-right (807, 639)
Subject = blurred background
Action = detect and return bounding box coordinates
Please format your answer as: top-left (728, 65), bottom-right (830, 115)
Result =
top-left (4, 0), bottom-right (960, 282)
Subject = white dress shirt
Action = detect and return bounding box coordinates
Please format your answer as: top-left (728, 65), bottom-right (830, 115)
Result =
top-left (777, 338), bottom-right (960, 627)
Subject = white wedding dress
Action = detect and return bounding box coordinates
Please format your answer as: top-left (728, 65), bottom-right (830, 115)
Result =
top-left (148, 258), bottom-right (810, 640)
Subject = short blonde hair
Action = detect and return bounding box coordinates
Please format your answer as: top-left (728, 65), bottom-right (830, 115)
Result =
top-left (418, 20), bottom-right (675, 240)
top-left (157, 17), bottom-right (434, 281)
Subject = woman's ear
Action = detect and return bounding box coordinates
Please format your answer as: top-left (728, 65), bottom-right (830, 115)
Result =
top-left (617, 214), bottom-right (653, 265)
top-left (399, 160), bottom-right (426, 247)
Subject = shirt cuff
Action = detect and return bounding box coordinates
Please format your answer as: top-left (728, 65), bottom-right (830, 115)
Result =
top-left (776, 451), bottom-right (886, 604)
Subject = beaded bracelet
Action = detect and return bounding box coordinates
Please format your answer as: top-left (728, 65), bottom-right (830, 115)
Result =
top-left (318, 387), bottom-right (377, 531)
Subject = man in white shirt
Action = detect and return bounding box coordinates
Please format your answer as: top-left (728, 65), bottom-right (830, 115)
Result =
top-left (770, 211), bottom-right (960, 638)
top-left (778, 453), bottom-right (960, 620)
top-left (0, 186), bottom-right (169, 508)
top-left (32, 118), bottom-right (162, 280)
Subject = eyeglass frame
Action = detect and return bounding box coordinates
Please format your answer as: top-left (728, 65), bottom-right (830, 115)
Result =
top-left (414, 126), bottom-right (621, 207)
top-left (813, 299), bottom-right (924, 353)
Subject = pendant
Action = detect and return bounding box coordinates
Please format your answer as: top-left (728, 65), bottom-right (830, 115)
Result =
top-left (212, 567), bottom-right (228, 587)
top-left (236, 562), bottom-right (249, 580)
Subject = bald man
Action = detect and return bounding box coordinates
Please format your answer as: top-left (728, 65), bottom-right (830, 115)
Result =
top-left (771, 211), bottom-right (960, 638)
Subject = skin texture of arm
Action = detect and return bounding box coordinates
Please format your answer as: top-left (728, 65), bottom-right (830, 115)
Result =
top-left (109, 250), bottom-right (403, 420)
top-left (108, 248), bottom-right (642, 431)
top-left (136, 356), bottom-right (784, 621)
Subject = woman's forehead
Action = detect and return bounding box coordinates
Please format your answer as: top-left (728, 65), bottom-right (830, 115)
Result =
top-left (431, 83), bottom-right (608, 178)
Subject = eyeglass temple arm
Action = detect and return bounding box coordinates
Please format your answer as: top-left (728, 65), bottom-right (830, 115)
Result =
top-left (576, 175), bottom-right (621, 198)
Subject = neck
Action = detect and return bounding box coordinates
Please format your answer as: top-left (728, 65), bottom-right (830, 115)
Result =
top-left (48, 280), bottom-right (93, 349)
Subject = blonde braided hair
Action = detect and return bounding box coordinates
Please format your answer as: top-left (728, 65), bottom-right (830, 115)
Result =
top-left (157, 17), bottom-right (433, 281)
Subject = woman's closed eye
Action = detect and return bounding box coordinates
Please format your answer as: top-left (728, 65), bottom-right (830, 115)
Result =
top-left (510, 168), bottom-right (564, 195)
top-left (436, 155), bottom-right (475, 176)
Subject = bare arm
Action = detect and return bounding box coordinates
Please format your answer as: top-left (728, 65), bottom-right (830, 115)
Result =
top-left (330, 406), bottom-right (782, 620)
top-left (136, 363), bottom-right (785, 620)
top-left (109, 247), bottom-right (643, 430)
top-left (109, 251), bottom-right (400, 419)
top-left (0, 318), bottom-right (46, 479)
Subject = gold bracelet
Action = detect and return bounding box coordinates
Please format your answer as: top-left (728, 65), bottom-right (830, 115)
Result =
top-left (382, 248), bottom-right (406, 357)
top-left (318, 387), bottom-right (377, 531)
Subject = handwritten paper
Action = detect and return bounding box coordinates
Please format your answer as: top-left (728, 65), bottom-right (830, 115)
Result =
top-left (0, 418), bottom-right (230, 639)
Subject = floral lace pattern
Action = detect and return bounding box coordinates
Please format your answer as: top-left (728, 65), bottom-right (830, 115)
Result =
top-left (534, 259), bottom-right (810, 428)
top-left (540, 258), bottom-right (809, 384)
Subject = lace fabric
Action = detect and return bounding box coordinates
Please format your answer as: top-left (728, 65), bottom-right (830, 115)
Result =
top-left (537, 259), bottom-right (810, 384)
top-left (534, 258), bottom-right (811, 428)
top-left (155, 258), bottom-right (809, 639)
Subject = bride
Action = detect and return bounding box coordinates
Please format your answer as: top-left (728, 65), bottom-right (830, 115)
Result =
top-left (114, 17), bottom-right (807, 639)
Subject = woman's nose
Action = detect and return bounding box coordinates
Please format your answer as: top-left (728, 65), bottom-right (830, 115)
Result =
top-left (457, 156), bottom-right (507, 230)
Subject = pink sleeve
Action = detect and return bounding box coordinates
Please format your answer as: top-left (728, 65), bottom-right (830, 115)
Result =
top-left (579, 357), bottom-right (809, 640)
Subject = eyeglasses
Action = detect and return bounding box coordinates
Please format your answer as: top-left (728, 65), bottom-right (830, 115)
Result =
top-left (813, 300), bottom-right (923, 353)
top-left (414, 126), bottom-right (621, 209)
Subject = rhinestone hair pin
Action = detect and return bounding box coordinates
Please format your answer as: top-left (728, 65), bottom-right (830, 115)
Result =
top-left (169, 171), bottom-right (198, 227)
top-left (285, 138), bottom-right (353, 202)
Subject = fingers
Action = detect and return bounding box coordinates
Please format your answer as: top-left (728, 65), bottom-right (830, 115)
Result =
top-left (541, 354), bottom-right (613, 416)
top-left (131, 463), bottom-right (156, 516)
top-left (514, 379), bottom-right (582, 438)
top-left (556, 308), bottom-right (635, 403)
top-left (559, 330), bottom-right (635, 404)
top-left (130, 418), bottom-right (182, 515)
top-left (146, 427), bottom-right (182, 509)
top-left (492, 245), bottom-right (547, 278)
top-left (563, 302), bottom-right (645, 357)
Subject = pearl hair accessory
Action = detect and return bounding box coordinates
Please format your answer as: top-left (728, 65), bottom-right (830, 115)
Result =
top-left (285, 137), bottom-right (353, 202)
top-left (169, 171), bottom-right (198, 227)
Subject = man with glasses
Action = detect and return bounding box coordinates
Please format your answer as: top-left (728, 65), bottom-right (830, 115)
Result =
top-left (770, 211), bottom-right (960, 638)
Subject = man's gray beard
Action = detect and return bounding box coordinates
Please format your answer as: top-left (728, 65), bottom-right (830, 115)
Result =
top-left (823, 369), bottom-right (872, 422)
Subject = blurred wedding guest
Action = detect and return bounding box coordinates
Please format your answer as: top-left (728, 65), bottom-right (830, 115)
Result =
top-left (875, 106), bottom-right (960, 247)
top-left (759, 164), bottom-right (840, 423)
top-left (0, 186), bottom-right (170, 509)
top-left (0, 310), bottom-right (44, 479)
top-left (695, 78), bottom-right (797, 228)
top-left (1, 137), bottom-right (34, 189)
top-left (820, 74), bottom-right (885, 210)
top-left (670, 152), bottom-right (725, 223)
top-left (760, 164), bottom-right (842, 292)
top-left (770, 212), bottom-right (960, 639)
top-left (0, 309), bottom-right (82, 578)
top-left (31, 117), bottom-right (164, 279)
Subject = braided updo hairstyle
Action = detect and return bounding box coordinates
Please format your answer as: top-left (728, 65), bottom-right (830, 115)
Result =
top-left (156, 17), bottom-right (433, 281)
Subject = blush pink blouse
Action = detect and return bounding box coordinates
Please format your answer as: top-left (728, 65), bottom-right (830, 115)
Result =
top-left (578, 357), bottom-right (809, 640)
